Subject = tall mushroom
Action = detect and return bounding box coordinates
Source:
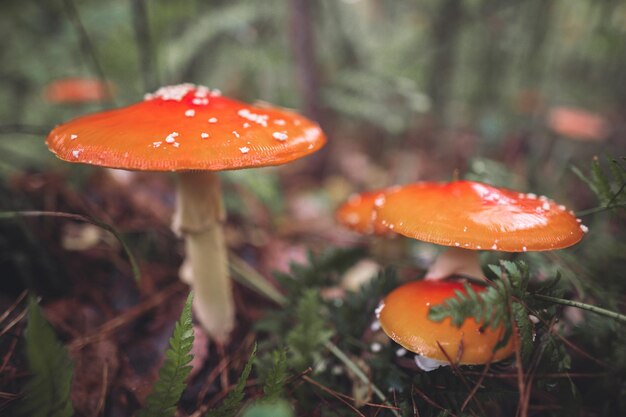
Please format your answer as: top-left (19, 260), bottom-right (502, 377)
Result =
top-left (373, 180), bottom-right (586, 280)
top-left (46, 83), bottom-right (326, 342)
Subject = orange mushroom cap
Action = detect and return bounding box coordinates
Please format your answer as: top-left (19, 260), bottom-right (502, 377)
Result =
top-left (547, 106), bottom-right (609, 142)
top-left (44, 77), bottom-right (115, 104)
top-left (46, 83), bottom-right (326, 171)
top-left (378, 280), bottom-right (515, 364)
top-left (336, 190), bottom-right (390, 235)
top-left (374, 181), bottom-right (584, 252)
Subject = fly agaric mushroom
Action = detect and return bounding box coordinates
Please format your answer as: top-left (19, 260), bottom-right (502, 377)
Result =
top-left (547, 106), bottom-right (609, 142)
top-left (336, 189), bottom-right (391, 235)
top-left (46, 83), bottom-right (326, 342)
top-left (44, 77), bottom-right (115, 104)
top-left (373, 180), bottom-right (586, 281)
top-left (377, 280), bottom-right (516, 371)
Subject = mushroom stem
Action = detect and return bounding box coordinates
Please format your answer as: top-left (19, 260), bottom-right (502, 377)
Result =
top-left (173, 171), bottom-right (234, 342)
top-left (424, 247), bottom-right (486, 281)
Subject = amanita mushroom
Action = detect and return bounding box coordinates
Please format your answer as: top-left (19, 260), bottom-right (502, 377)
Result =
top-left (335, 189), bottom-right (391, 235)
top-left (373, 180), bottom-right (586, 280)
top-left (547, 106), bottom-right (609, 142)
top-left (44, 77), bottom-right (115, 104)
top-left (377, 280), bottom-right (516, 370)
top-left (46, 83), bottom-right (326, 342)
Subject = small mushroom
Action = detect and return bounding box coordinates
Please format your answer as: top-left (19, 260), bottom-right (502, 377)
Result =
top-left (46, 83), bottom-right (326, 342)
top-left (377, 280), bottom-right (516, 370)
top-left (373, 180), bottom-right (585, 281)
top-left (43, 77), bottom-right (115, 104)
top-left (335, 189), bottom-right (391, 236)
top-left (547, 106), bottom-right (609, 142)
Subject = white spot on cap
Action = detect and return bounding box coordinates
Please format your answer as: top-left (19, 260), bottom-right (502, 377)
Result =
top-left (145, 83), bottom-right (194, 101)
top-left (454, 242), bottom-right (460, 247)
top-left (274, 119), bottom-right (286, 125)
top-left (523, 246), bottom-right (527, 252)
top-left (208, 117), bottom-right (218, 123)
top-left (185, 109), bottom-right (195, 117)
top-left (152, 141), bottom-right (162, 148)
top-left (491, 244), bottom-right (498, 250)
top-left (239, 146), bottom-right (250, 154)
top-left (201, 132), bottom-right (209, 139)
top-left (374, 196), bottom-right (386, 207)
top-left (232, 130), bottom-right (240, 138)
top-left (243, 122), bottom-right (250, 128)
top-left (238, 108), bottom-right (269, 127)
top-left (192, 98), bottom-right (209, 105)
top-left (165, 132), bottom-right (179, 143)
top-left (526, 193), bottom-right (537, 199)
top-left (72, 149), bottom-right (82, 158)
top-left (559, 205), bottom-right (566, 211)
top-left (70, 134), bottom-right (78, 140)
top-left (374, 301), bottom-right (385, 319)
top-left (173, 142), bottom-right (180, 148)
top-left (273, 131), bottom-right (288, 141)
top-left (580, 224), bottom-right (589, 233)
top-left (542, 202), bottom-right (550, 211)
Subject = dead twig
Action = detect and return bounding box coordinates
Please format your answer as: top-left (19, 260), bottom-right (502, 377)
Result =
top-left (68, 282), bottom-right (185, 351)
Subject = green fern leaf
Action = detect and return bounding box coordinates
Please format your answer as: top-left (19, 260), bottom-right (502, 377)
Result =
top-left (260, 348), bottom-right (288, 403)
top-left (241, 400), bottom-right (293, 417)
top-left (286, 290), bottom-right (334, 371)
top-left (573, 157), bottom-right (626, 210)
top-left (16, 296), bottom-right (74, 417)
top-left (206, 344), bottom-right (257, 417)
top-left (608, 158), bottom-right (626, 189)
top-left (137, 292), bottom-right (195, 417)
top-left (590, 157), bottom-right (614, 204)
top-left (428, 281), bottom-right (510, 332)
top-left (512, 303), bottom-right (534, 365)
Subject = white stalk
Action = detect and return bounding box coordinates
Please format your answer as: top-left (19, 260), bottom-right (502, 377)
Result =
top-left (172, 171), bottom-right (234, 342)
top-left (424, 247), bottom-right (486, 281)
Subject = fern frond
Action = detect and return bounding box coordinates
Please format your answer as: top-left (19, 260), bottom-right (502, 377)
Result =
top-left (512, 302), bottom-right (534, 365)
top-left (206, 344), bottom-right (257, 417)
top-left (241, 400), bottom-right (293, 417)
top-left (137, 292), bottom-right (195, 417)
top-left (286, 290), bottom-right (334, 371)
top-left (16, 296), bottom-right (74, 417)
top-left (428, 281), bottom-right (509, 330)
top-left (260, 348), bottom-right (288, 403)
top-left (573, 156), bottom-right (626, 211)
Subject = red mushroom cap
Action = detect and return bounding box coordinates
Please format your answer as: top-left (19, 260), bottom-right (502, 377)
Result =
top-left (46, 84), bottom-right (326, 171)
top-left (336, 190), bottom-right (391, 235)
top-left (378, 280), bottom-right (516, 364)
top-left (547, 106), bottom-right (609, 142)
top-left (374, 181), bottom-right (584, 252)
top-left (44, 78), bottom-right (115, 104)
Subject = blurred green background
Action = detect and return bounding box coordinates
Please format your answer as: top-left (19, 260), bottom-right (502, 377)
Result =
top-left (1, 0), bottom-right (624, 182)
